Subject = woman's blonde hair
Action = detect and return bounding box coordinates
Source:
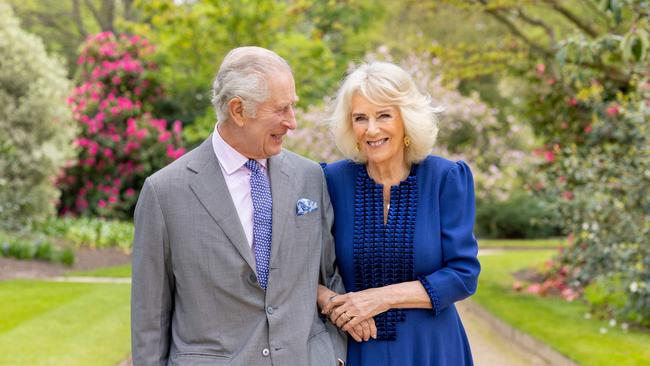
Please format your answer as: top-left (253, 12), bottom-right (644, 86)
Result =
top-left (329, 61), bottom-right (438, 164)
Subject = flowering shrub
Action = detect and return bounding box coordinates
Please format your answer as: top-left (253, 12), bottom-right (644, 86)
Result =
top-left (0, 4), bottom-right (77, 230)
top-left (58, 31), bottom-right (185, 219)
top-left (523, 23), bottom-right (649, 326)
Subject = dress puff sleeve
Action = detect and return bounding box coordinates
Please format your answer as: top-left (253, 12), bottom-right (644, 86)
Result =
top-left (417, 161), bottom-right (481, 316)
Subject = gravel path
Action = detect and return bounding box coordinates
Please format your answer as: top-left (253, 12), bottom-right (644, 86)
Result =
top-left (457, 299), bottom-right (550, 366)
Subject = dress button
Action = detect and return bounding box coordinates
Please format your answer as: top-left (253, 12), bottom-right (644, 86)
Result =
top-left (249, 273), bottom-right (257, 283)
top-left (261, 348), bottom-right (270, 357)
top-left (266, 306), bottom-right (274, 315)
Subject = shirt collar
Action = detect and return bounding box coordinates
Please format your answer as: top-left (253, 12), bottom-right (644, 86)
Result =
top-left (212, 125), bottom-right (268, 175)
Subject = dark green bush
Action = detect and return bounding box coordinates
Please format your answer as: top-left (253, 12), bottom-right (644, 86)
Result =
top-left (0, 232), bottom-right (74, 266)
top-left (476, 192), bottom-right (563, 239)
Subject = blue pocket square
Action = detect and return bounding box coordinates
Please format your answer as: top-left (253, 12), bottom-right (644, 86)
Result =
top-left (296, 198), bottom-right (318, 216)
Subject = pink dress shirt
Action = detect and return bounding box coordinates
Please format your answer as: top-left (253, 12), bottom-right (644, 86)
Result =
top-left (212, 126), bottom-right (269, 248)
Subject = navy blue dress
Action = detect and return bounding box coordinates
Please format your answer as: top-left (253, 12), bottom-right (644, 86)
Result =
top-left (322, 156), bottom-right (480, 366)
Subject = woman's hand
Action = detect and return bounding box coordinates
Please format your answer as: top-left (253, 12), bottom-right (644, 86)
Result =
top-left (322, 288), bottom-right (390, 333)
top-left (348, 317), bottom-right (377, 342)
top-left (319, 285), bottom-right (377, 341)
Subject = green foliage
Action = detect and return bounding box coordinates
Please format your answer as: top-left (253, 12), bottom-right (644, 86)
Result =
top-left (0, 232), bottom-right (75, 266)
top-left (35, 217), bottom-right (134, 251)
top-left (127, 0), bottom-right (383, 146)
top-left (521, 4), bottom-right (650, 327)
top-left (476, 192), bottom-right (563, 239)
top-left (0, 4), bottom-right (77, 231)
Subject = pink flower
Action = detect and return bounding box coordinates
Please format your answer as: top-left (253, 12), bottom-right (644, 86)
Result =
top-left (88, 143), bottom-right (99, 156)
top-left (158, 131), bottom-right (171, 142)
top-left (125, 188), bottom-right (136, 197)
top-left (526, 284), bottom-right (541, 294)
top-left (98, 200), bottom-right (107, 208)
top-left (112, 76), bottom-right (122, 85)
top-left (166, 145), bottom-right (186, 159)
top-left (561, 288), bottom-right (578, 301)
top-left (536, 63), bottom-right (545, 76)
top-left (544, 150), bottom-right (555, 163)
top-left (172, 120), bottom-right (183, 134)
top-left (584, 125), bottom-right (593, 133)
top-left (136, 129), bottom-right (148, 140)
top-left (562, 191), bottom-right (574, 200)
top-left (108, 196), bottom-right (118, 204)
top-left (103, 148), bottom-right (113, 158)
top-left (606, 105), bottom-right (620, 116)
top-left (567, 98), bottom-right (578, 106)
top-left (126, 118), bottom-right (138, 136)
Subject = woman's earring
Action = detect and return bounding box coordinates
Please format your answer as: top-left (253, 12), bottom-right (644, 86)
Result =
top-left (355, 142), bottom-right (360, 153)
top-left (404, 136), bottom-right (411, 147)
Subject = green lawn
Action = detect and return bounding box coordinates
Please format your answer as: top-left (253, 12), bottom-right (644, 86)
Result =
top-left (478, 238), bottom-right (566, 249)
top-left (475, 249), bottom-right (650, 366)
top-left (66, 263), bottom-right (132, 278)
top-left (0, 280), bottom-right (131, 366)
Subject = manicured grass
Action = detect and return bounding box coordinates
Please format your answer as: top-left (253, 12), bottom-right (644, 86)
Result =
top-left (0, 280), bottom-right (130, 366)
top-left (478, 238), bottom-right (566, 249)
top-left (474, 250), bottom-right (650, 366)
top-left (66, 263), bottom-right (132, 278)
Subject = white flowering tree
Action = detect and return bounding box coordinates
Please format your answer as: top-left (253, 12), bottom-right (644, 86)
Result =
top-left (0, 4), bottom-right (77, 230)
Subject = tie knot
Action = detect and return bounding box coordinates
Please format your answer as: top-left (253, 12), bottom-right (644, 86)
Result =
top-left (245, 159), bottom-right (261, 174)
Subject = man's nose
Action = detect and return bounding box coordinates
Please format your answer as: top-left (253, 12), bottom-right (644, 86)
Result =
top-left (284, 107), bottom-right (297, 130)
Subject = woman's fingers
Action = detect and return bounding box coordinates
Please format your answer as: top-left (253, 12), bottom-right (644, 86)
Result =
top-left (369, 318), bottom-right (377, 339)
top-left (360, 319), bottom-right (371, 341)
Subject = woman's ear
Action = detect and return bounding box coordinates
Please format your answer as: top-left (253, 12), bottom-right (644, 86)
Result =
top-left (228, 97), bottom-right (246, 127)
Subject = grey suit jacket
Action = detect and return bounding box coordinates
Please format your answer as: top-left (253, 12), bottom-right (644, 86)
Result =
top-left (131, 136), bottom-right (346, 366)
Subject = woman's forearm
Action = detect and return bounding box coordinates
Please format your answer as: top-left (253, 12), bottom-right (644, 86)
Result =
top-left (378, 281), bottom-right (432, 310)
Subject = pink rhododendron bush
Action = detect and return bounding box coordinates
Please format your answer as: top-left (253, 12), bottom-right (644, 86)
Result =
top-left (58, 32), bottom-right (185, 219)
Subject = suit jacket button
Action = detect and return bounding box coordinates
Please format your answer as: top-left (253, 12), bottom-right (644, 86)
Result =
top-left (266, 306), bottom-right (274, 315)
top-left (249, 273), bottom-right (257, 283)
top-left (261, 348), bottom-right (270, 357)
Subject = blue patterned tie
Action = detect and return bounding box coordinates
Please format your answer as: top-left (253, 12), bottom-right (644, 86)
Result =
top-left (245, 159), bottom-right (272, 290)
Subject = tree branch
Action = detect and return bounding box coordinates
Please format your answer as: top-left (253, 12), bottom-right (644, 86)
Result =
top-left (484, 8), bottom-right (554, 59)
top-left (514, 8), bottom-right (556, 45)
top-left (83, 0), bottom-right (107, 31)
top-left (72, 0), bottom-right (88, 37)
top-left (99, 0), bottom-right (115, 33)
top-left (543, 0), bottom-right (599, 37)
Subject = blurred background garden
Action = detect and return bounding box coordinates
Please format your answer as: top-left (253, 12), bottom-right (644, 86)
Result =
top-left (0, 0), bottom-right (648, 365)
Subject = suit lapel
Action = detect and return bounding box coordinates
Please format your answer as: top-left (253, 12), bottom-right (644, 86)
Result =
top-left (268, 151), bottom-right (294, 270)
top-left (187, 136), bottom-right (256, 272)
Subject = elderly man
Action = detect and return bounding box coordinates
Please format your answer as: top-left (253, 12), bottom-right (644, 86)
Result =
top-left (131, 47), bottom-right (349, 365)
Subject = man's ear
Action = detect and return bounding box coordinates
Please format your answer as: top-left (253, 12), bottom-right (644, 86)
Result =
top-left (228, 97), bottom-right (246, 127)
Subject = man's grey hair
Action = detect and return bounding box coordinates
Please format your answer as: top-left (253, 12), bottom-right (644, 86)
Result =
top-left (211, 47), bottom-right (292, 123)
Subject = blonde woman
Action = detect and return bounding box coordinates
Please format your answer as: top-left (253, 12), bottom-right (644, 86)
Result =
top-left (318, 62), bottom-right (480, 366)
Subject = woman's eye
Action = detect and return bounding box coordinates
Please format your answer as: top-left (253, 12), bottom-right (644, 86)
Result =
top-left (354, 116), bottom-right (367, 122)
top-left (379, 113), bottom-right (391, 119)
